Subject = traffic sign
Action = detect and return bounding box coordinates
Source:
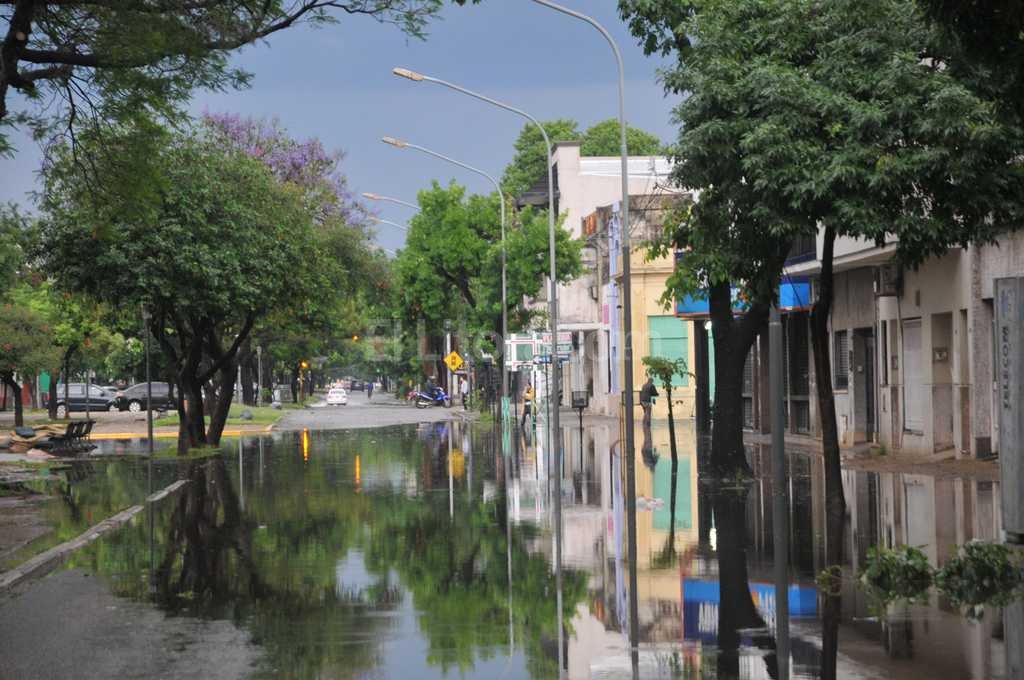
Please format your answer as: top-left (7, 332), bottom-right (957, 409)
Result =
top-left (444, 351), bottom-right (464, 373)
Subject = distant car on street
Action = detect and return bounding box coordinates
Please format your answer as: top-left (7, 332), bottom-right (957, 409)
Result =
top-left (326, 387), bottom-right (348, 406)
top-left (114, 382), bottom-right (176, 413)
top-left (348, 379), bottom-right (364, 392)
top-left (51, 383), bottom-right (118, 418)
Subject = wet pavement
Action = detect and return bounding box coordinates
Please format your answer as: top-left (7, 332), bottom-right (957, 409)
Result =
top-left (0, 418), bottom-right (1012, 679)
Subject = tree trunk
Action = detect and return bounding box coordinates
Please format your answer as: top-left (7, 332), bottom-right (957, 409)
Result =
top-left (666, 385), bottom-right (678, 463)
top-left (58, 345), bottom-right (77, 420)
top-left (47, 375), bottom-right (58, 420)
top-left (2, 374), bottom-right (24, 427)
top-left (713, 480), bottom-right (769, 677)
top-left (810, 225), bottom-right (845, 680)
top-left (290, 365), bottom-right (299, 403)
top-left (708, 281), bottom-right (768, 476)
top-left (207, 361), bottom-right (236, 446)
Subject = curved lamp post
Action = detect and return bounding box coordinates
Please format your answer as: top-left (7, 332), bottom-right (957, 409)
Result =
top-left (525, 0), bottom-right (640, 667)
top-left (380, 135), bottom-right (509, 405)
top-left (369, 216), bottom-right (410, 232)
top-left (391, 68), bottom-right (559, 430)
top-left (362, 192), bottom-right (420, 212)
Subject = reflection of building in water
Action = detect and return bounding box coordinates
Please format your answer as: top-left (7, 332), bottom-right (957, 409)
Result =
top-left (543, 422), bottom-right (1007, 679)
top-left (841, 468), bottom-right (1005, 679)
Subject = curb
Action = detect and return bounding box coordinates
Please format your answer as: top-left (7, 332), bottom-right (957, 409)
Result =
top-left (0, 478), bottom-right (190, 593)
top-left (91, 425), bottom-right (275, 441)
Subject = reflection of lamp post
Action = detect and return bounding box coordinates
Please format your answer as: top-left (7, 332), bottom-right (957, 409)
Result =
top-left (526, 1), bottom-right (639, 663)
top-left (141, 306), bottom-right (153, 455)
top-left (256, 345), bottom-right (263, 407)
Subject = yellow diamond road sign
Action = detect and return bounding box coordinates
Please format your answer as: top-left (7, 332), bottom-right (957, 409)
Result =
top-left (444, 351), bottom-right (464, 373)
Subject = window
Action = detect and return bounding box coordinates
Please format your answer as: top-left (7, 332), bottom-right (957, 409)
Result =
top-left (648, 316), bottom-right (689, 387)
top-left (68, 384), bottom-right (84, 397)
top-left (834, 330), bottom-right (850, 389)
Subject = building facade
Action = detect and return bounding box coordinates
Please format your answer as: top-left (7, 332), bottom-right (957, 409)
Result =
top-left (777, 231), bottom-right (1024, 457)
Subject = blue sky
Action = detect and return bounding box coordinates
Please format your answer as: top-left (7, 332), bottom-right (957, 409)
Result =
top-left (0, 2), bottom-right (679, 250)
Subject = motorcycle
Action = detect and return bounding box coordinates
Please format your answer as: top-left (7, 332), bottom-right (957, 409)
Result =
top-left (414, 387), bottom-right (451, 409)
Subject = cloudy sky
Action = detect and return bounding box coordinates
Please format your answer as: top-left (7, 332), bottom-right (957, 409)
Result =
top-left (0, 2), bottom-right (679, 250)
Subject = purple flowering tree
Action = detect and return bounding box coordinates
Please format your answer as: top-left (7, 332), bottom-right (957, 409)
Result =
top-left (203, 113), bottom-right (380, 404)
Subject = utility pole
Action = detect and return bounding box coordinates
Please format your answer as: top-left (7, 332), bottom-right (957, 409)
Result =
top-left (770, 307), bottom-right (790, 680)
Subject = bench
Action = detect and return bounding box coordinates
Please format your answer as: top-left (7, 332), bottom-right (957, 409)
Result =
top-left (43, 420), bottom-right (96, 454)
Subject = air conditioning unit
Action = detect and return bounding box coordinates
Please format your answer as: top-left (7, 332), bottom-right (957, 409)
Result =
top-left (875, 263), bottom-right (902, 297)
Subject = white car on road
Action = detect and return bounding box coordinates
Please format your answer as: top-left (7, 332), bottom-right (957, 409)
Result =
top-left (326, 387), bottom-right (348, 406)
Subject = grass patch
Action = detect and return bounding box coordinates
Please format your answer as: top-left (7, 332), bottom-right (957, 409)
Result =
top-left (155, 405), bottom-right (285, 428)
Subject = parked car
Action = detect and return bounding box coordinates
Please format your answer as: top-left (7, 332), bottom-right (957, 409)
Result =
top-left (348, 379), bottom-right (364, 392)
top-left (52, 383), bottom-right (118, 418)
top-left (114, 382), bottom-right (176, 413)
top-left (326, 387), bottom-right (348, 406)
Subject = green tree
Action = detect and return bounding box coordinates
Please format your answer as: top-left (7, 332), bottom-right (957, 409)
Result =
top-left (39, 123), bottom-right (330, 452)
top-left (0, 204), bottom-right (31, 298)
top-left (641, 355), bottom-right (687, 463)
top-left (393, 181), bottom-right (581, 368)
top-left (500, 119), bottom-right (580, 199)
top-left (621, 0), bottom-right (1024, 676)
top-left (0, 0), bottom-right (477, 157)
top-left (0, 302), bottom-right (59, 425)
top-left (579, 118), bottom-right (663, 156)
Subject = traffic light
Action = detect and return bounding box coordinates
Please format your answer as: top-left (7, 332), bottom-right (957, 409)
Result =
top-left (352, 335), bottom-right (360, 342)
top-left (300, 360), bottom-right (309, 370)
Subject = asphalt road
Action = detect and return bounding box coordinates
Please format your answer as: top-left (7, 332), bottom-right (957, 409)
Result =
top-left (0, 569), bottom-right (260, 680)
top-left (275, 391), bottom-right (459, 431)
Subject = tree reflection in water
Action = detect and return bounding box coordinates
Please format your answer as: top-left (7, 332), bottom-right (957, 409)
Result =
top-left (708, 478), bottom-right (779, 679)
top-left (58, 429), bottom-right (584, 680)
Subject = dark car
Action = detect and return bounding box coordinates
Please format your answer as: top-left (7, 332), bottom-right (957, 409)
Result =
top-left (348, 379), bottom-right (364, 392)
top-left (52, 383), bottom-right (118, 418)
top-left (114, 382), bottom-right (176, 413)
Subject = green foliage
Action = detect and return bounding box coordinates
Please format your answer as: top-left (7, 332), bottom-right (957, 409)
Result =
top-left (579, 118), bottom-right (664, 157)
top-left (0, 204), bottom-right (32, 297)
top-left (0, 302), bottom-right (59, 377)
top-left (859, 544), bottom-right (934, 607)
top-left (642, 355), bottom-right (689, 393)
top-left (393, 181), bottom-right (582, 349)
top-left (628, 0), bottom-right (1024, 306)
top-left (1, 1), bottom-right (479, 157)
top-left (935, 540), bottom-right (1024, 620)
top-left (500, 119), bottom-right (580, 199)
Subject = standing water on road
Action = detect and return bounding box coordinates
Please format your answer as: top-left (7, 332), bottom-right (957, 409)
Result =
top-left (0, 419), bottom-right (1010, 679)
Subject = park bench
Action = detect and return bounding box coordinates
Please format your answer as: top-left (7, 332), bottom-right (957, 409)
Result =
top-left (43, 420), bottom-right (96, 454)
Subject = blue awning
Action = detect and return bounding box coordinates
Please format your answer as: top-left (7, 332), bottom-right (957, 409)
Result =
top-left (675, 276), bottom-right (811, 318)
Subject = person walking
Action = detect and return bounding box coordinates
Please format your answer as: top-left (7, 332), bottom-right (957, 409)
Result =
top-left (459, 376), bottom-right (470, 410)
top-left (366, 380), bottom-right (374, 400)
top-left (520, 381), bottom-right (535, 430)
top-left (640, 375), bottom-right (658, 428)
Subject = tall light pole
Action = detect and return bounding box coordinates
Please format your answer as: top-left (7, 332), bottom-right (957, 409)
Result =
top-left (369, 216), bottom-right (410, 232)
top-left (379, 136), bottom-right (510, 406)
top-left (391, 67), bottom-right (559, 428)
top-left (525, 0), bottom-right (639, 663)
top-left (141, 306), bottom-right (153, 456)
top-left (362, 192), bottom-right (420, 212)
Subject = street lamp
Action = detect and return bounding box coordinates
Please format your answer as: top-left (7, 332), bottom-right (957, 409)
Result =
top-left (369, 216), bottom-right (409, 232)
top-left (524, 0), bottom-right (640, 664)
top-left (379, 135), bottom-right (510, 406)
top-left (362, 192), bottom-right (420, 212)
top-left (391, 68), bottom-right (559, 427)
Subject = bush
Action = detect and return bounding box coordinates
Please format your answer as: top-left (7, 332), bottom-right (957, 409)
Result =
top-left (935, 541), bottom-right (1024, 620)
top-left (859, 545), bottom-right (934, 608)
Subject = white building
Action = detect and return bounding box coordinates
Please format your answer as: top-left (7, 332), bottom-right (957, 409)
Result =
top-left (782, 231), bottom-right (1024, 457)
top-left (519, 141), bottom-right (677, 417)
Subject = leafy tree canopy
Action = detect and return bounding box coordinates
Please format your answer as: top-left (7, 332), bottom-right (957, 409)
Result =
top-left (393, 181), bottom-right (581, 351)
top-left (0, 0), bottom-right (478, 157)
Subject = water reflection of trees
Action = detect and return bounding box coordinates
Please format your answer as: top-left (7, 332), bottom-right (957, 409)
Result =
top-left (61, 431), bottom-right (585, 680)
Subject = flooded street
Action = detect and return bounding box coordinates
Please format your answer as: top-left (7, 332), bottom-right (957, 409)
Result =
top-left (0, 420), bottom-right (1009, 679)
